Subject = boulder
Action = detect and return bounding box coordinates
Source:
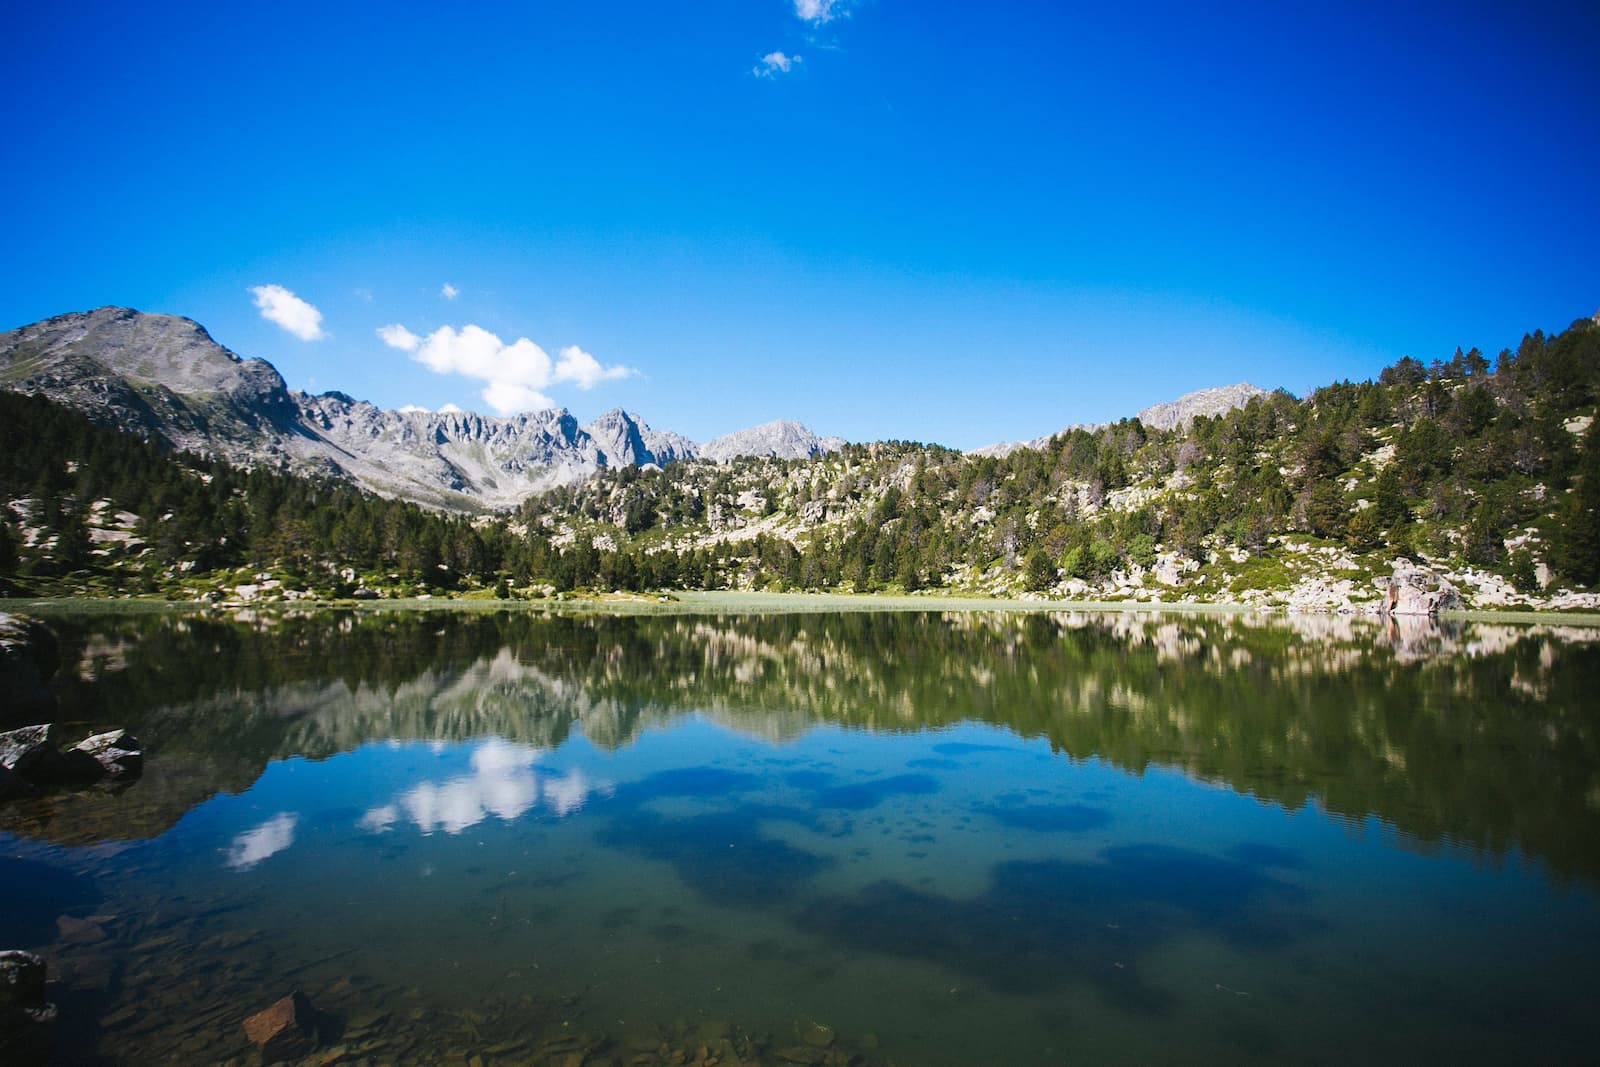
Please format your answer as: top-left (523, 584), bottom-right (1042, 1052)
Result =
top-left (72, 730), bottom-right (144, 778)
top-left (0, 950), bottom-right (56, 1067)
top-left (0, 615), bottom-right (59, 726)
top-left (0, 725), bottom-right (62, 781)
top-left (0, 725), bottom-right (112, 788)
top-left (1374, 560), bottom-right (1464, 617)
top-left (0, 724), bottom-right (145, 793)
top-left (242, 990), bottom-right (318, 1063)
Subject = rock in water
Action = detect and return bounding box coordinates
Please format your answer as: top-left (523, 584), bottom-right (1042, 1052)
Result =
top-left (0, 725), bottom-right (62, 781)
top-left (1374, 560), bottom-right (1464, 617)
top-left (0, 615), bottom-right (59, 726)
top-left (242, 990), bottom-right (318, 1063)
top-left (0, 725), bottom-right (107, 787)
top-left (72, 730), bottom-right (144, 778)
top-left (0, 950), bottom-right (57, 1066)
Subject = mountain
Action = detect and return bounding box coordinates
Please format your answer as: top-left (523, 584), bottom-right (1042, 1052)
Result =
top-left (0, 308), bottom-right (834, 510)
top-left (970, 383), bottom-right (1269, 458)
top-left (1133, 382), bottom-right (1270, 431)
top-left (700, 420), bottom-right (847, 462)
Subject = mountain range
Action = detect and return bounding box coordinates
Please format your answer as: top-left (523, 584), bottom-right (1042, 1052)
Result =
top-left (0, 308), bottom-right (847, 510)
top-left (1, 306), bottom-right (1262, 511)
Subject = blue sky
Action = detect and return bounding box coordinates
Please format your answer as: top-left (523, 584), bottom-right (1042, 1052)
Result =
top-left (4, 1), bottom-right (1596, 448)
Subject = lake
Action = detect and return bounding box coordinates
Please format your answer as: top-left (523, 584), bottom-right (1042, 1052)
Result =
top-left (3, 607), bottom-right (1599, 1065)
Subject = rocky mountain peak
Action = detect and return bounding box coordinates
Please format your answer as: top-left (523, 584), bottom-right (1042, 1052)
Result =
top-left (700, 419), bottom-right (846, 462)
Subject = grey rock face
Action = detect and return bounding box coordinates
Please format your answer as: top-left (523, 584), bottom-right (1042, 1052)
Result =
top-left (1132, 382), bottom-right (1269, 431)
top-left (700, 420), bottom-right (846, 462)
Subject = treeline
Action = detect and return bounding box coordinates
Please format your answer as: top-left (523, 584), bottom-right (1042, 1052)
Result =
top-left (3, 316), bottom-right (1599, 597)
top-left (0, 391), bottom-right (519, 593)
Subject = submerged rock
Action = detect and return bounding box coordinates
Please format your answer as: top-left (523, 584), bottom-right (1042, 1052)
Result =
top-left (0, 615), bottom-right (59, 726)
top-left (242, 990), bottom-right (319, 1064)
top-left (1375, 560), bottom-right (1463, 617)
top-left (0, 950), bottom-right (57, 1066)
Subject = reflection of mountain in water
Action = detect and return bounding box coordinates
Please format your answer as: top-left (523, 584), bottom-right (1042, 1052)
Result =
top-left (6, 609), bottom-right (1600, 884)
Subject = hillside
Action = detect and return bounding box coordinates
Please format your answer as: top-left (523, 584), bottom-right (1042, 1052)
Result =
top-left (2, 314), bottom-right (1598, 611)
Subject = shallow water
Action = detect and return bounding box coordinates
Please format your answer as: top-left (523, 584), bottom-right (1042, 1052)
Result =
top-left (3, 608), bottom-right (1599, 1064)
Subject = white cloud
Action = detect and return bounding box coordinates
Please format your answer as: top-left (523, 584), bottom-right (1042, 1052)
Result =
top-left (226, 812), bottom-right (298, 870)
top-left (441, 283), bottom-right (459, 300)
top-left (555, 344), bottom-right (633, 389)
top-left (795, 0), bottom-right (845, 23)
top-left (377, 323), bottom-right (421, 352)
top-left (438, 402), bottom-right (465, 414)
top-left (398, 404), bottom-right (429, 414)
top-left (755, 51), bottom-right (801, 77)
top-left (392, 322), bottom-right (635, 416)
top-left (360, 739), bottom-right (601, 836)
top-left (250, 285), bottom-right (325, 341)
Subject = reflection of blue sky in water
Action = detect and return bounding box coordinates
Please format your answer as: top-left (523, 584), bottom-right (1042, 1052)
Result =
top-left (360, 738), bottom-right (609, 836)
top-left (226, 811), bottom-right (297, 870)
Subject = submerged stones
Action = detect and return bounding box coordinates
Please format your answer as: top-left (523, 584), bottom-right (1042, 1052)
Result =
top-left (242, 990), bottom-right (319, 1063)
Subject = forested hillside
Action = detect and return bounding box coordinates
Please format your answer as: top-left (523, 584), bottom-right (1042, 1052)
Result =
top-left (3, 317), bottom-right (1598, 609)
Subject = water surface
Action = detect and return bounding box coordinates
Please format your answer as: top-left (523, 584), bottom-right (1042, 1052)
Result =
top-left (3, 608), bottom-right (1599, 1064)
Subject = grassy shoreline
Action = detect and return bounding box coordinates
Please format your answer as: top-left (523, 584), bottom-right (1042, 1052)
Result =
top-left (5, 589), bottom-right (1600, 624)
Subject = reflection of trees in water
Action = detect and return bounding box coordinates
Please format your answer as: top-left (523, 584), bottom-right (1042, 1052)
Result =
top-left (15, 608), bottom-right (1600, 883)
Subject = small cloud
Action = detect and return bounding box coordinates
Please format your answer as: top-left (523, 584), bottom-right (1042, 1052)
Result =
top-left (395, 322), bottom-right (635, 416)
top-left (441, 283), bottom-right (459, 300)
top-left (795, 0), bottom-right (846, 24)
top-left (226, 812), bottom-right (298, 870)
top-left (398, 404), bottom-right (429, 414)
top-left (354, 288), bottom-right (373, 303)
top-left (377, 323), bottom-right (422, 352)
top-left (250, 285), bottom-right (324, 341)
top-left (438, 402), bottom-right (465, 414)
top-left (754, 51), bottom-right (801, 77)
top-left (555, 344), bottom-right (634, 389)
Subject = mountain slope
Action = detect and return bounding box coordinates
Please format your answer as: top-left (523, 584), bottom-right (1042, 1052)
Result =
top-left (0, 308), bottom-right (835, 510)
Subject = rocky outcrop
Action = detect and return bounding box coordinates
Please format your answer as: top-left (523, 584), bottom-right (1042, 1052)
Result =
top-left (971, 383), bottom-right (1268, 456)
top-left (0, 614), bottom-right (59, 726)
top-left (1133, 382), bottom-right (1269, 431)
top-left (0, 950), bottom-right (56, 1066)
top-left (700, 420), bottom-right (846, 462)
top-left (1375, 560), bottom-right (1464, 617)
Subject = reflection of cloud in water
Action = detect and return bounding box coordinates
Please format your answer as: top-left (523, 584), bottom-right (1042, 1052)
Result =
top-left (362, 738), bottom-right (603, 836)
top-left (227, 812), bottom-right (298, 870)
